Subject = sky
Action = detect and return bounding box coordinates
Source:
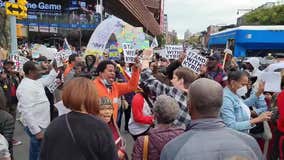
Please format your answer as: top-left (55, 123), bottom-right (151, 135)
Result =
top-left (165, 0), bottom-right (279, 38)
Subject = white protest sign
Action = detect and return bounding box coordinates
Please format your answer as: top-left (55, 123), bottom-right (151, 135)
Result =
top-left (182, 50), bottom-right (207, 74)
top-left (122, 43), bottom-right (136, 63)
top-left (165, 45), bottom-right (183, 60)
top-left (259, 72), bottom-right (281, 92)
top-left (53, 52), bottom-right (65, 67)
top-left (47, 78), bottom-right (62, 93)
top-left (18, 56), bottom-right (29, 71)
top-left (86, 16), bottom-right (123, 54)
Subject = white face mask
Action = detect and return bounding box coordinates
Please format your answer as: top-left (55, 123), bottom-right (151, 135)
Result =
top-left (236, 86), bottom-right (248, 97)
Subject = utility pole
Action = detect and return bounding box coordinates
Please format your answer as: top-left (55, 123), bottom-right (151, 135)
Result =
top-left (9, 0), bottom-right (17, 56)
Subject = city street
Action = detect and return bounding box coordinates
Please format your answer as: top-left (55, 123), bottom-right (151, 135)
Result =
top-left (1, 0), bottom-right (284, 159)
top-left (13, 117), bottom-right (134, 160)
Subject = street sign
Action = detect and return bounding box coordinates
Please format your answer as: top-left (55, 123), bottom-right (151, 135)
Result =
top-left (5, 2), bottom-right (27, 19)
top-left (17, 0), bottom-right (28, 6)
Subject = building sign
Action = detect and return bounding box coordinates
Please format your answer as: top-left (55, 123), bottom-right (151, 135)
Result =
top-left (27, 2), bottom-right (62, 12)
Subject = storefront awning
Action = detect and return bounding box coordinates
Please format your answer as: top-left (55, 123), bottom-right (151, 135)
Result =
top-left (104, 0), bottom-right (162, 36)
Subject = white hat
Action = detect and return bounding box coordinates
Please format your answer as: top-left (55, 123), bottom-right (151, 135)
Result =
top-left (0, 134), bottom-right (10, 159)
top-left (224, 49), bottom-right (233, 55)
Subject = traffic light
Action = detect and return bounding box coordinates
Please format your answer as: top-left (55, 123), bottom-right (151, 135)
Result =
top-left (17, 0), bottom-right (27, 6)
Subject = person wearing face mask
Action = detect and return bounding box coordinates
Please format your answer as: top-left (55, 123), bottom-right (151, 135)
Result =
top-left (93, 59), bottom-right (140, 122)
top-left (16, 61), bottom-right (58, 160)
top-left (220, 70), bottom-right (272, 133)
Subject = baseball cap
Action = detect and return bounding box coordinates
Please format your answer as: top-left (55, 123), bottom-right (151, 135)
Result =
top-left (207, 53), bottom-right (221, 61)
top-left (224, 49), bottom-right (233, 55)
top-left (37, 56), bottom-right (48, 62)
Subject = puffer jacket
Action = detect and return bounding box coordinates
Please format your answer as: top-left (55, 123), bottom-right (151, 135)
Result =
top-left (132, 126), bottom-right (184, 160)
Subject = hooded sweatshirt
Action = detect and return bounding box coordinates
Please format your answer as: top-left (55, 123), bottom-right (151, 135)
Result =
top-left (132, 126), bottom-right (184, 160)
top-left (245, 57), bottom-right (262, 77)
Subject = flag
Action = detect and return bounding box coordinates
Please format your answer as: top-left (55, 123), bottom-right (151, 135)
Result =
top-left (151, 37), bottom-right (158, 48)
top-left (63, 38), bottom-right (71, 51)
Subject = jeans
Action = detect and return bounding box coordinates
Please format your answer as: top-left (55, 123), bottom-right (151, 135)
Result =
top-left (24, 127), bottom-right (42, 160)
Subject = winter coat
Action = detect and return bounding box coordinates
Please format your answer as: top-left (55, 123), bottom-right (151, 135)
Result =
top-left (132, 126), bottom-right (184, 160)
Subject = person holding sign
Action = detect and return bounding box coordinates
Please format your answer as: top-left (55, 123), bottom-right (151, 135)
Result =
top-left (16, 61), bottom-right (59, 160)
top-left (140, 56), bottom-right (197, 126)
top-left (93, 57), bottom-right (141, 122)
top-left (220, 70), bottom-right (272, 134)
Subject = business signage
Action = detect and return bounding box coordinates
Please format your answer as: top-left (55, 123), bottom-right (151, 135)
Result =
top-left (1, 0), bottom-right (62, 12)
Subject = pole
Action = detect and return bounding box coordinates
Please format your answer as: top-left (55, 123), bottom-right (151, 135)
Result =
top-left (100, 0), bottom-right (103, 22)
top-left (9, 0), bottom-right (18, 57)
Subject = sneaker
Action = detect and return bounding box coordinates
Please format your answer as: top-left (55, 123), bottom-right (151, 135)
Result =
top-left (12, 139), bottom-right (22, 146)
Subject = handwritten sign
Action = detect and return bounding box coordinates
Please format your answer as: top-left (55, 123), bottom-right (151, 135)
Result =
top-left (53, 52), bottom-right (64, 67)
top-left (165, 45), bottom-right (183, 60)
top-left (182, 50), bottom-right (207, 74)
top-left (47, 78), bottom-right (62, 93)
top-left (123, 43), bottom-right (136, 63)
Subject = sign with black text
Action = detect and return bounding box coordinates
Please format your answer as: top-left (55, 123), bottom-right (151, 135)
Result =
top-left (182, 50), bottom-right (207, 74)
top-left (122, 43), bottom-right (136, 63)
top-left (165, 45), bottom-right (183, 60)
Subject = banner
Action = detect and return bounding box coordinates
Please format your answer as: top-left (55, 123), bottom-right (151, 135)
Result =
top-left (182, 50), bottom-right (207, 74)
top-left (122, 43), bottom-right (136, 63)
top-left (86, 16), bottom-right (123, 55)
top-left (165, 45), bottom-right (183, 60)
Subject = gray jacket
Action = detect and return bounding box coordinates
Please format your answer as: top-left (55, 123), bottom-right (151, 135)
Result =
top-left (160, 119), bottom-right (264, 160)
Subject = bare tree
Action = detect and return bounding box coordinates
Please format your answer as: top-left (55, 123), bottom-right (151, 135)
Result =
top-left (0, 8), bottom-right (10, 49)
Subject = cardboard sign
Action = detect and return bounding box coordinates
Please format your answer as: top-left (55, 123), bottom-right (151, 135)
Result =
top-left (182, 50), bottom-right (207, 74)
top-left (122, 43), bottom-right (136, 63)
top-left (165, 45), bottom-right (183, 60)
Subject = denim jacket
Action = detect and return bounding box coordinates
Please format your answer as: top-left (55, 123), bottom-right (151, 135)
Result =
top-left (245, 89), bottom-right (267, 115)
top-left (220, 87), bottom-right (258, 133)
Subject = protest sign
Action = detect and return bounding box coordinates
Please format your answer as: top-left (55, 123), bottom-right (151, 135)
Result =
top-left (259, 72), bottom-right (281, 92)
top-left (86, 16), bottom-right (123, 55)
top-left (165, 45), bottom-right (183, 60)
top-left (47, 78), bottom-right (62, 93)
top-left (54, 52), bottom-right (64, 67)
top-left (182, 50), bottom-right (207, 74)
top-left (122, 43), bottom-right (136, 63)
top-left (18, 56), bottom-right (29, 71)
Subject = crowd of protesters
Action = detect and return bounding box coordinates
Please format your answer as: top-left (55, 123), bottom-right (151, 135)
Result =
top-left (0, 46), bottom-right (283, 160)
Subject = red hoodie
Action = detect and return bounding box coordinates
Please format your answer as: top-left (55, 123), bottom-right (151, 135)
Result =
top-left (277, 91), bottom-right (284, 132)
